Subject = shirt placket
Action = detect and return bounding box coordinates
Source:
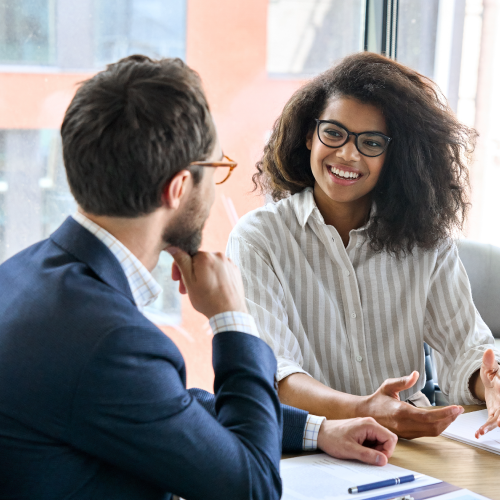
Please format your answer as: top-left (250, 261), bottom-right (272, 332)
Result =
top-left (310, 217), bottom-right (373, 395)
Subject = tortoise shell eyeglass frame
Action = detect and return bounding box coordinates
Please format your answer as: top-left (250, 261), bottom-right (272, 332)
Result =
top-left (189, 155), bottom-right (238, 185)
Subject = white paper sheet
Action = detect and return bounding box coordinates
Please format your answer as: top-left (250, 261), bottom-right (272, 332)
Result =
top-left (441, 409), bottom-right (500, 455)
top-left (280, 454), bottom-right (440, 500)
top-left (432, 488), bottom-right (491, 500)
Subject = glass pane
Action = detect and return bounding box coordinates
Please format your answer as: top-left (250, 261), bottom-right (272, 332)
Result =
top-left (0, 130), bottom-right (75, 261)
top-left (95, 0), bottom-right (186, 68)
top-left (267, 0), bottom-right (364, 76)
top-left (0, 0), bottom-right (56, 65)
top-left (396, 0), bottom-right (440, 79)
top-left (0, 0), bottom-right (186, 69)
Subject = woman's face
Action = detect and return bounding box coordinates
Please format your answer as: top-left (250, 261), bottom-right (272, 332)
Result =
top-left (306, 96), bottom-right (388, 206)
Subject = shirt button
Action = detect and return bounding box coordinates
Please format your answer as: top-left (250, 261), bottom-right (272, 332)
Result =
top-left (351, 312), bottom-right (357, 319)
top-left (356, 355), bottom-right (363, 362)
top-left (344, 269), bottom-right (350, 277)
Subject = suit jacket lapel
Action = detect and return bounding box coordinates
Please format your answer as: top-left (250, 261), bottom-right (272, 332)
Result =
top-left (50, 217), bottom-right (136, 305)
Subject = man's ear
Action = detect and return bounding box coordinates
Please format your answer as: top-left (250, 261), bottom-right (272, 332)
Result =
top-left (305, 131), bottom-right (313, 151)
top-left (162, 170), bottom-right (191, 209)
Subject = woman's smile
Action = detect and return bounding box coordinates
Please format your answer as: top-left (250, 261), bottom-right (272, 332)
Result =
top-left (326, 162), bottom-right (363, 185)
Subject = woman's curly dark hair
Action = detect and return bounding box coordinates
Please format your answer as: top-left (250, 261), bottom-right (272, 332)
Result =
top-left (254, 52), bottom-right (475, 256)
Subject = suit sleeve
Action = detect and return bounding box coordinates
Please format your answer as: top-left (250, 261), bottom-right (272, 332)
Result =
top-left (69, 326), bottom-right (282, 500)
top-left (189, 388), bottom-right (309, 453)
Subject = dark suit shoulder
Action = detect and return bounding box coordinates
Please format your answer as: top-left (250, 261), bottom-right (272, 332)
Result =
top-left (0, 236), bottom-right (184, 438)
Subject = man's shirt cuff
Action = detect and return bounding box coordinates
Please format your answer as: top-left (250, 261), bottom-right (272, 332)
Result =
top-left (209, 312), bottom-right (260, 338)
top-left (303, 414), bottom-right (326, 450)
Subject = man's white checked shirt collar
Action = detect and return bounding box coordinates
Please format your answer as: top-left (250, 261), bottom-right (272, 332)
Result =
top-left (72, 212), bottom-right (162, 310)
top-left (73, 212), bottom-right (323, 451)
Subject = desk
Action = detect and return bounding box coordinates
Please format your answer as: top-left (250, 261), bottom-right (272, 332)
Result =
top-left (283, 405), bottom-right (500, 500)
top-left (390, 405), bottom-right (499, 500)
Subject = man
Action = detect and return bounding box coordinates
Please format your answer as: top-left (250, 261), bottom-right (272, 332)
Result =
top-left (0, 55), bottom-right (396, 499)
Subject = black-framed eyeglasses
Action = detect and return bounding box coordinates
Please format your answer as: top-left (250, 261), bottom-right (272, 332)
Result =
top-left (315, 119), bottom-right (392, 158)
top-left (189, 155), bottom-right (238, 184)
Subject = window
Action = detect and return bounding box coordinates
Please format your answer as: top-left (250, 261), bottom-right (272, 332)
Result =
top-left (267, 0), bottom-right (364, 76)
top-left (1, 0), bottom-right (499, 389)
top-left (396, 0), bottom-right (440, 79)
top-left (0, 0), bottom-right (188, 326)
top-left (94, 0), bottom-right (187, 68)
top-left (0, 0), bottom-right (56, 66)
top-left (0, 0), bottom-right (186, 70)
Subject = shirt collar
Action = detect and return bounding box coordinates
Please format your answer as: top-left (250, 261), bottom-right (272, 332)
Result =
top-left (290, 186), bottom-right (374, 233)
top-left (71, 212), bottom-right (162, 310)
top-left (290, 187), bottom-right (318, 228)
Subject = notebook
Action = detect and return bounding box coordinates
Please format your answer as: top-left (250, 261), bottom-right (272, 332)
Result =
top-left (441, 409), bottom-right (500, 455)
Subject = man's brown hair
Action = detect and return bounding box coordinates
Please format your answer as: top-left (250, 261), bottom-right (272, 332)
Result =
top-left (61, 55), bottom-right (216, 217)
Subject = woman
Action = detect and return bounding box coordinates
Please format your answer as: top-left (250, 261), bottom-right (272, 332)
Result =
top-left (227, 52), bottom-right (500, 439)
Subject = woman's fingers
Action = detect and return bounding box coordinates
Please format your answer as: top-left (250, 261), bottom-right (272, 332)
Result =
top-left (379, 371), bottom-right (419, 398)
top-left (475, 409), bottom-right (500, 438)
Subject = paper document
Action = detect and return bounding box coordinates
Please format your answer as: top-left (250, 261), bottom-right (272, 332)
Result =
top-left (280, 454), bottom-right (440, 500)
top-left (441, 409), bottom-right (500, 456)
top-left (432, 488), bottom-right (490, 500)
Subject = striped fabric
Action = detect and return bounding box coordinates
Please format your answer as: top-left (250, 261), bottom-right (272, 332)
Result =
top-left (227, 187), bottom-right (499, 405)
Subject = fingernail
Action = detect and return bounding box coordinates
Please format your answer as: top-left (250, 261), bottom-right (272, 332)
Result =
top-left (166, 247), bottom-right (178, 255)
top-left (375, 455), bottom-right (380, 464)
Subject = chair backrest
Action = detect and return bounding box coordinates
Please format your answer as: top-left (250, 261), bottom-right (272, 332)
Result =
top-left (458, 239), bottom-right (500, 338)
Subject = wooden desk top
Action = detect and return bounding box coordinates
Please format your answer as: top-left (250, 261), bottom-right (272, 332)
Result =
top-left (389, 405), bottom-right (499, 500)
top-left (283, 405), bottom-right (500, 500)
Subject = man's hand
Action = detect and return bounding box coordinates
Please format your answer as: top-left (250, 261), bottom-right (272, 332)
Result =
top-left (167, 247), bottom-right (248, 319)
top-left (317, 417), bottom-right (398, 466)
top-left (475, 349), bottom-right (500, 438)
top-left (362, 371), bottom-right (463, 439)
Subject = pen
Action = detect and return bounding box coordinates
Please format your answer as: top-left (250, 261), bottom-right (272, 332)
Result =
top-left (348, 474), bottom-right (424, 494)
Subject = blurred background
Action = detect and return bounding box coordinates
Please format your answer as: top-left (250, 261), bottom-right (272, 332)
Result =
top-left (0, 0), bottom-right (498, 389)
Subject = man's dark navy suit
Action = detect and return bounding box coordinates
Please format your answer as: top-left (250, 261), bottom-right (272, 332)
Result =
top-left (0, 218), bottom-right (308, 499)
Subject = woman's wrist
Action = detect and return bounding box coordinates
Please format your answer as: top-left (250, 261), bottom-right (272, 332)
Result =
top-left (351, 394), bottom-right (372, 419)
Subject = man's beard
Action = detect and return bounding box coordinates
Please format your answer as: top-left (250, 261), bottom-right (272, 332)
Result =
top-left (162, 189), bottom-right (208, 256)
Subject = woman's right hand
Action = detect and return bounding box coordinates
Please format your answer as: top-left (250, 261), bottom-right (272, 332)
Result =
top-left (317, 417), bottom-right (398, 466)
top-left (362, 372), bottom-right (463, 439)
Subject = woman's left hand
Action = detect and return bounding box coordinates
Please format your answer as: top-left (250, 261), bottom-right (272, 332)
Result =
top-left (475, 348), bottom-right (500, 438)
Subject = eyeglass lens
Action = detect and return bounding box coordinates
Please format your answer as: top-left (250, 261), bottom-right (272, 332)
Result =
top-left (318, 122), bottom-right (388, 157)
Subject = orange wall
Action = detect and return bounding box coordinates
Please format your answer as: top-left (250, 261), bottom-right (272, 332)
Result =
top-left (0, 0), bottom-right (305, 391)
top-left (0, 73), bottom-right (92, 129)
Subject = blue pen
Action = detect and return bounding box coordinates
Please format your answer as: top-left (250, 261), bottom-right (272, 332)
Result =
top-left (348, 474), bottom-right (424, 494)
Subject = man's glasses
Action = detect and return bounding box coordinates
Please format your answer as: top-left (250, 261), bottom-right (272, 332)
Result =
top-left (315, 119), bottom-right (392, 158)
top-left (190, 155), bottom-right (238, 184)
